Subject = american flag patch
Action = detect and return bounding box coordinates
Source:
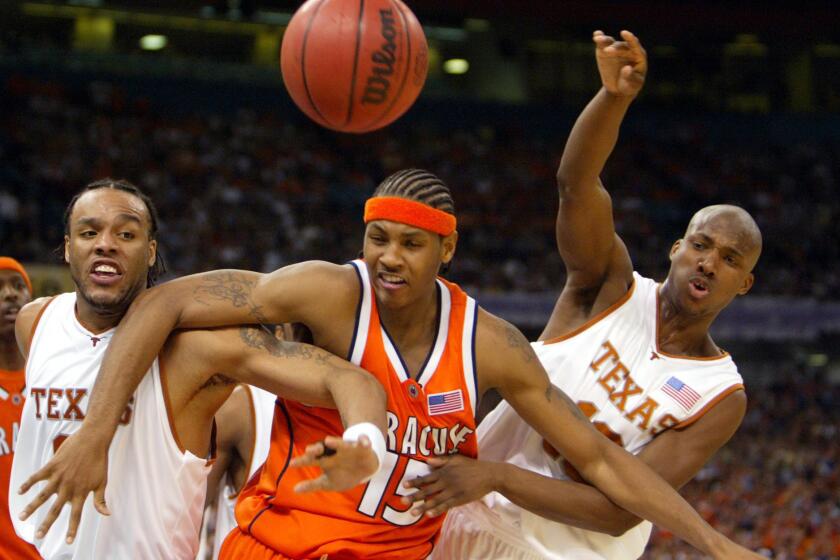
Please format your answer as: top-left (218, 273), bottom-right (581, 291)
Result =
top-left (662, 376), bottom-right (701, 411)
top-left (427, 389), bottom-right (464, 416)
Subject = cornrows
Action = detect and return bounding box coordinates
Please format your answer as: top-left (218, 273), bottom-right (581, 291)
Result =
top-left (60, 178), bottom-right (167, 287)
top-left (373, 169), bottom-right (456, 215)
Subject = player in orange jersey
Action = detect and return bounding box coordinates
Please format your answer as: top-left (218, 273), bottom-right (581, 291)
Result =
top-left (0, 257), bottom-right (40, 560)
top-left (24, 172), bottom-right (762, 559)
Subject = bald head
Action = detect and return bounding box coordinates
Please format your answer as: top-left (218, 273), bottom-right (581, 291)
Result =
top-left (685, 205), bottom-right (762, 270)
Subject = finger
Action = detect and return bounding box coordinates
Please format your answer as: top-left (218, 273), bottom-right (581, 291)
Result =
top-left (294, 474), bottom-right (331, 494)
top-left (19, 480), bottom-right (58, 521)
top-left (322, 435), bottom-right (345, 450)
top-left (18, 467), bottom-right (51, 495)
top-left (424, 498), bottom-right (459, 517)
top-left (36, 493), bottom-right (67, 539)
top-left (65, 498), bottom-right (85, 544)
top-left (410, 490), bottom-right (451, 516)
top-left (403, 471), bottom-right (438, 489)
top-left (403, 481), bottom-right (445, 505)
top-left (426, 457), bottom-right (448, 468)
top-left (289, 442), bottom-right (326, 467)
top-left (93, 485), bottom-right (110, 516)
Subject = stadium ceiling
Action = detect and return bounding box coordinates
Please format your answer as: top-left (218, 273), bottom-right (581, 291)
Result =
top-left (12, 1), bottom-right (840, 35)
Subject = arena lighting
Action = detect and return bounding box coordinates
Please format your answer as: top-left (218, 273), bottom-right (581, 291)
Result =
top-left (443, 58), bottom-right (469, 75)
top-left (140, 34), bottom-right (167, 51)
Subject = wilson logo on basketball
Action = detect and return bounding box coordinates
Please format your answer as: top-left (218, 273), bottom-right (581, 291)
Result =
top-left (362, 9), bottom-right (398, 106)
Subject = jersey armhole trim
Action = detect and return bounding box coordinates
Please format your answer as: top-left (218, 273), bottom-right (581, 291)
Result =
top-left (675, 384), bottom-right (745, 430)
top-left (541, 280), bottom-right (636, 345)
top-left (25, 296), bottom-right (57, 355)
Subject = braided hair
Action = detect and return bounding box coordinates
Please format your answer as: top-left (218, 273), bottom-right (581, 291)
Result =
top-left (372, 169), bottom-right (455, 216)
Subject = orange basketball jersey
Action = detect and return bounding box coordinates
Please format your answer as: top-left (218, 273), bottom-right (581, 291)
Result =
top-left (0, 369), bottom-right (40, 560)
top-left (233, 260), bottom-right (479, 559)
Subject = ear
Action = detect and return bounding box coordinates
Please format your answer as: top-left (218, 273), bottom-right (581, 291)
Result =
top-left (64, 235), bottom-right (70, 264)
top-left (440, 230), bottom-right (458, 264)
top-left (669, 239), bottom-right (682, 261)
top-left (738, 272), bottom-right (754, 296)
top-left (148, 239), bottom-right (158, 267)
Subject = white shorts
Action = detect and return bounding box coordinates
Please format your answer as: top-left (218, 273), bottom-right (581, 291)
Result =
top-left (431, 502), bottom-right (545, 560)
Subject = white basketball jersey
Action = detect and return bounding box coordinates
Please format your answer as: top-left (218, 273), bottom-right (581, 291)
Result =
top-left (10, 293), bottom-right (212, 560)
top-left (476, 273), bottom-right (744, 560)
top-left (197, 385), bottom-right (275, 560)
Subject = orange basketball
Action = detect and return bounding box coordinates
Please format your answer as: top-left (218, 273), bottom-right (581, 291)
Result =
top-left (280, 0), bottom-right (428, 133)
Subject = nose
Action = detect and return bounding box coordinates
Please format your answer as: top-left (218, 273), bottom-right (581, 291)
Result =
top-left (93, 230), bottom-right (118, 254)
top-left (0, 283), bottom-right (20, 302)
top-left (379, 242), bottom-right (403, 270)
top-left (697, 252), bottom-right (717, 277)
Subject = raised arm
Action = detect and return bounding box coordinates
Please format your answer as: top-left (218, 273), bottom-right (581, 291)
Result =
top-left (545, 31), bottom-right (645, 341)
top-left (471, 312), bottom-right (756, 558)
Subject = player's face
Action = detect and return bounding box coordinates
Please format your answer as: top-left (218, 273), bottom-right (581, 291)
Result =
top-left (666, 213), bottom-right (756, 316)
top-left (64, 189), bottom-right (157, 317)
top-left (0, 270), bottom-right (31, 338)
top-left (363, 220), bottom-right (456, 309)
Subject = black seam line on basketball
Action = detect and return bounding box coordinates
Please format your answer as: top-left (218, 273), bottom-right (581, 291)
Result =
top-left (361, 0), bottom-right (412, 132)
top-left (301, 0), bottom-right (335, 129)
top-left (344, 0), bottom-right (364, 128)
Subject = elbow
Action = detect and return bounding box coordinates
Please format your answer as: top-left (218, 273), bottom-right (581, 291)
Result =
top-left (603, 514), bottom-right (642, 537)
top-left (556, 167), bottom-right (572, 199)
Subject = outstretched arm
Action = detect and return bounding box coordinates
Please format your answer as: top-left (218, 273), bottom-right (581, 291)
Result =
top-left (409, 390), bottom-right (745, 535)
top-left (469, 312), bottom-right (756, 558)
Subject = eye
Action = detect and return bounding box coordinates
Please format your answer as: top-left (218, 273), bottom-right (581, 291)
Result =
top-left (118, 232), bottom-right (135, 240)
top-left (724, 255), bottom-right (737, 265)
top-left (368, 234), bottom-right (386, 245)
top-left (692, 241), bottom-right (704, 250)
top-left (80, 230), bottom-right (97, 238)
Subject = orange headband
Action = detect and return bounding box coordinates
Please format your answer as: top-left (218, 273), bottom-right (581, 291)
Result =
top-left (364, 197), bottom-right (456, 236)
top-left (0, 257), bottom-right (32, 294)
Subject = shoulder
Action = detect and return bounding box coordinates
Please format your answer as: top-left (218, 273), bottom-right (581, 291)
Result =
top-left (15, 296), bottom-right (57, 358)
top-left (475, 308), bottom-right (541, 388)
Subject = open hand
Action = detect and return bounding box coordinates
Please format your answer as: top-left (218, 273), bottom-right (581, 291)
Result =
top-left (17, 430), bottom-right (110, 544)
top-left (290, 435), bottom-right (379, 493)
top-left (400, 454), bottom-right (498, 518)
top-left (593, 30), bottom-right (647, 97)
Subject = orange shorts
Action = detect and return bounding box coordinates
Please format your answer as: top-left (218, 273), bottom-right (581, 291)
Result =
top-left (219, 528), bottom-right (330, 560)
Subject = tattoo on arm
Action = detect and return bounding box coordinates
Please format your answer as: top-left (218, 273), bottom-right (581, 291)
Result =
top-left (545, 383), bottom-right (589, 423)
top-left (194, 272), bottom-right (271, 324)
top-left (502, 321), bottom-right (536, 363)
top-left (238, 326), bottom-right (321, 361)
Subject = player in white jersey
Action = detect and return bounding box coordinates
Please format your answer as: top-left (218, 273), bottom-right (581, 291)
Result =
top-left (196, 382), bottom-right (275, 560)
top-left (410, 31), bottom-right (763, 559)
top-left (10, 180), bottom-right (387, 559)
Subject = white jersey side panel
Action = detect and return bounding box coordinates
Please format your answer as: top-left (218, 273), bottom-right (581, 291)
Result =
top-left (448, 273), bottom-right (744, 560)
top-left (199, 385), bottom-right (275, 560)
top-left (10, 293), bottom-right (211, 560)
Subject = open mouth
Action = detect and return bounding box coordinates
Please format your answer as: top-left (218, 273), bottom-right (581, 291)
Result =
top-left (688, 277), bottom-right (710, 299)
top-left (377, 272), bottom-right (407, 290)
top-left (1, 306), bottom-right (19, 321)
top-left (90, 261), bottom-right (124, 286)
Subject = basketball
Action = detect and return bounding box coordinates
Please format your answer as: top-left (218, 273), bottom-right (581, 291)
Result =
top-left (280, 0), bottom-right (428, 133)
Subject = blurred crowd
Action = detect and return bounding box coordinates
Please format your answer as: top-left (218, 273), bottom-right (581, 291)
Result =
top-left (1, 74), bottom-right (839, 559)
top-left (645, 369), bottom-right (840, 559)
top-left (2, 75), bottom-right (839, 297)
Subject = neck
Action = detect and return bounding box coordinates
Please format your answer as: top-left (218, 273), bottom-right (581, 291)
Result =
top-left (0, 336), bottom-right (24, 370)
top-left (657, 281), bottom-right (720, 357)
top-left (74, 297), bottom-right (126, 334)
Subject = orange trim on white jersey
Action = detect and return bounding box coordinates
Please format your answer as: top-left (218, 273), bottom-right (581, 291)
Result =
top-left (675, 383), bottom-right (745, 429)
top-left (541, 281), bottom-right (636, 345)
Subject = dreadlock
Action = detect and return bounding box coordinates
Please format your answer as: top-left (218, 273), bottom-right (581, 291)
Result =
top-left (372, 169), bottom-right (455, 216)
top-left (60, 178), bottom-right (167, 287)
